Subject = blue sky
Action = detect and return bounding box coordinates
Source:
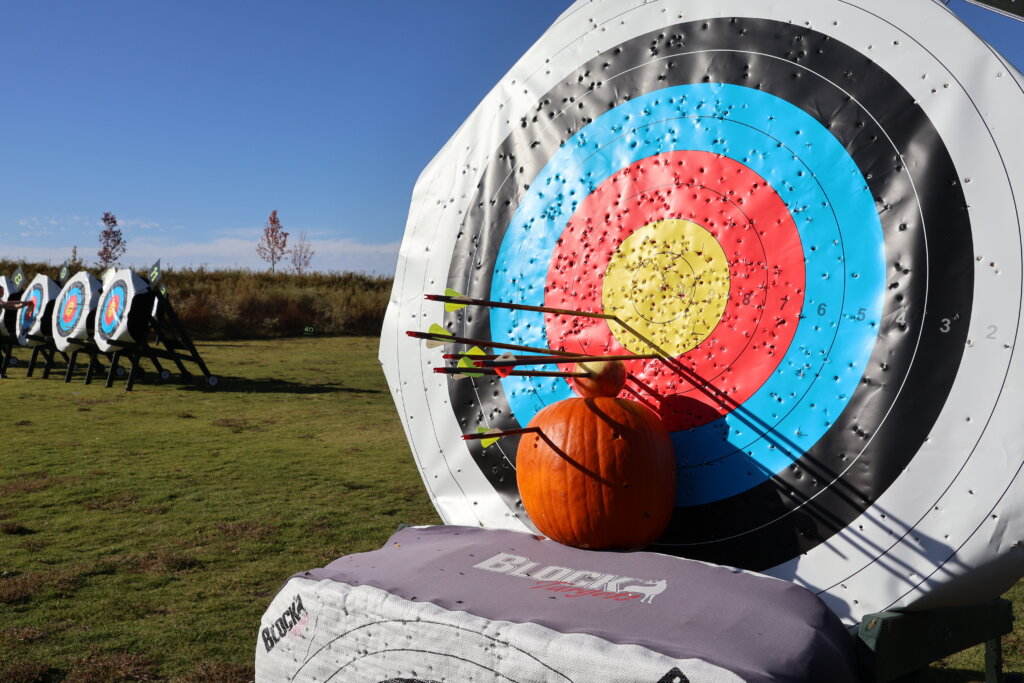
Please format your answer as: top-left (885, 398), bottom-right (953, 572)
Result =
top-left (1, 1), bottom-right (1020, 274)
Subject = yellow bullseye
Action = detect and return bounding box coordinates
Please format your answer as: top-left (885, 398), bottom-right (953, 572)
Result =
top-left (602, 219), bottom-right (731, 356)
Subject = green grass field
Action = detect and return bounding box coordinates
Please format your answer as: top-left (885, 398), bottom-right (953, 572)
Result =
top-left (0, 337), bottom-right (1019, 681)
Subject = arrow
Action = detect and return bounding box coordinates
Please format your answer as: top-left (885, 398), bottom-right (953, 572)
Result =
top-left (407, 329), bottom-right (583, 358)
top-left (473, 352), bottom-right (660, 368)
top-left (438, 287), bottom-right (473, 312)
top-left (425, 291), bottom-right (615, 320)
top-left (434, 367), bottom-right (592, 380)
top-left (454, 346), bottom-right (487, 379)
top-left (462, 426), bottom-right (541, 446)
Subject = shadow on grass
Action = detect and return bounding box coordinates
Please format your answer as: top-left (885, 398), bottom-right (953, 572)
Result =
top-left (176, 376), bottom-right (382, 395)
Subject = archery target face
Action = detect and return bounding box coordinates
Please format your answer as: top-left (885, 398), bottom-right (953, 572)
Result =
top-left (15, 274), bottom-right (60, 347)
top-left (93, 269), bottom-right (149, 352)
top-left (0, 275), bottom-right (17, 338)
top-left (53, 271), bottom-right (102, 351)
top-left (381, 0), bottom-right (1024, 623)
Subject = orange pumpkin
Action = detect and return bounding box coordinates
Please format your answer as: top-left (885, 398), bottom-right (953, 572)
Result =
top-left (516, 386), bottom-right (676, 550)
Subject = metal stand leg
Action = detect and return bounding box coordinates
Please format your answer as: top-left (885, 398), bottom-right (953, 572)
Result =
top-left (65, 350), bottom-right (79, 382)
top-left (105, 351), bottom-right (121, 388)
top-left (984, 637), bottom-right (1004, 683)
top-left (27, 346), bottom-right (43, 377)
top-left (125, 352), bottom-right (141, 392)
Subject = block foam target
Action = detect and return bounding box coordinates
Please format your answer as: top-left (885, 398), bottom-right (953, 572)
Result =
top-left (0, 275), bottom-right (19, 338)
top-left (94, 269), bottom-right (151, 353)
top-left (381, 0), bottom-right (1024, 624)
top-left (53, 271), bottom-right (103, 352)
top-left (15, 274), bottom-right (60, 348)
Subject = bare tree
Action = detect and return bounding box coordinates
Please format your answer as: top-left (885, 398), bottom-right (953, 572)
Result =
top-left (289, 231), bottom-right (314, 275)
top-left (256, 210), bottom-right (289, 273)
top-left (68, 245), bottom-right (85, 271)
top-left (97, 212), bottom-right (126, 268)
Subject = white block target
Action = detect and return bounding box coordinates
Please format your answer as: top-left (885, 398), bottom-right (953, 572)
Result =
top-left (0, 275), bottom-right (19, 339)
top-left (93, 269), bottom-right (151, 353)
top-left (15, 273), bottom-right (60, 348)
top-left (53, 271), bottom-right (103, 352)
top-left (381, 0), bottom-right (1024, 624)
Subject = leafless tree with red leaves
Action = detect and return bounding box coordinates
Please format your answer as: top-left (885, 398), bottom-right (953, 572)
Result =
top-left (256, 210), bottom-right (289, 273)
top-left (97, 212), bottom-right (126, 268)
top-left (289, 231), bottom-right (314, 275)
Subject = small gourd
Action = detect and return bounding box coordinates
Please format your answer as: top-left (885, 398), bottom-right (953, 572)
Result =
top-left (516, 361), bottom-right (676, 550)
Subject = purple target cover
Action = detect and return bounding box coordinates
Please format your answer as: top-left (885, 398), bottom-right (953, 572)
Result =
top-left (271, 525), bottom-right (856, 682)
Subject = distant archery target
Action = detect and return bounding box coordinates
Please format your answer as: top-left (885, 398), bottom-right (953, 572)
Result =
top-left (383, 0), bottom-right (1024, 623)
top-left (93, 269), bottom-right (151, 353)
top-left (0, 275), bottom-right (18, 338)
top-left (15, 274), bottom-right (60, 347)
top-left (53, 271), bottom-right (102, 352)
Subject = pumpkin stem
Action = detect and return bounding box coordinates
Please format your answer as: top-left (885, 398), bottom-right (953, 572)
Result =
top-left (570, 360), bottom-right (627, 398)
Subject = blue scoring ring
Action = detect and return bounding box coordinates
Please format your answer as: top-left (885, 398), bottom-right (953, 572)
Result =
top-left (98, 282), bottom-right (127, 337)
top-left (56, 284), bottom-right (85, 335)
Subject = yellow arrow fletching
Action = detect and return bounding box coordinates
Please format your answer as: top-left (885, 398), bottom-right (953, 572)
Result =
top-left (477, 427), bottom-right (501, 448)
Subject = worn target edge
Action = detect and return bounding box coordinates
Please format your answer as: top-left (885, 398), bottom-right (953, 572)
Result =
top-left (53, 271), bottom-right (102, 351)
top-left (15, 273), bottom-right (60, 347)
top-left (0, 275), bottom-right (18, 338)
top-left (380, 0), bottom-right (1024, 622)
top-left (93, 269), bottom-right (149, 352)
top-left (766, 0), bottom-right (1024, 620)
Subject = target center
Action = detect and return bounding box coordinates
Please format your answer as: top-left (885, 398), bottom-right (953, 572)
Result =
top-left (628, 252), bottom-right (697, 324)
top-left (603, 219), bottom-right (730, 357)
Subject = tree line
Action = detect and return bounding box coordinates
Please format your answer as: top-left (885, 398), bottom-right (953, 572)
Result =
top-left (66, 210), bottom-right (316, 275)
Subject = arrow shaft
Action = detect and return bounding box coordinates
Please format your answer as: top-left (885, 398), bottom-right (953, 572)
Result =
top-left (426, 293), bottom-right (615, 320)
top-left (476, 352), bottom-right (660, 367)
top-left (461, 427), bottom-right (540, 441)
top-left (407, 330), bottom-right (582, 357)
top-left (434, 367), bottom-right (591, 378)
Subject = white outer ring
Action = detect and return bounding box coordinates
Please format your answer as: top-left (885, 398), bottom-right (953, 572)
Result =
top-left (93, 269), bottom-right (149, 353)
top-left (53, 271), bottom-right (102, 352)
top-left (15, 273), bottom-right (60, 348)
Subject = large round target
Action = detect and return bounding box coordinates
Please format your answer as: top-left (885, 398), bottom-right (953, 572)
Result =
top-left (15, 274), bottom-right (60, 348)
top-left (93, 269), bottom-right (151, 353)
top-left (53, 271), bottom-right (102, 352)
top-left (0, 275), bottom-right (19, 338)
top-left (382, 0), bottom-right (1024, 625)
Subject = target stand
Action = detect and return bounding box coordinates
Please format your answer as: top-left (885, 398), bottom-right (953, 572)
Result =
top-left (91, 265), bottom-right (217, 391)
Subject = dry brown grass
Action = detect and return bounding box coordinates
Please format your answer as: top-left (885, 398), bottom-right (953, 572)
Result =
top-left (65, 653), bottom-right (158, 682)
top-left (1, 476), bottom-right (57, 497)
top-left (171, 661), bottom-right (254, 683)
top-left (82, 493), bottom-right (139, 511)
top-left (0, 660), bottom-right (58, 683)
top-left (0, 569), bottom-right (82, 605)
top-left (215, 521), bottom-right (277, 542)
top-left (0, 626), bottom-right (47, 643)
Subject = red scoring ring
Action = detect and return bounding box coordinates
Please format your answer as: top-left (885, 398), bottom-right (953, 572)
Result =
top-left (103, 294), bottom-right (122, 326)
top-left (544, 150), bottom-right (806, 431)
top-left (61, 296), bottom-right (80, 325)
